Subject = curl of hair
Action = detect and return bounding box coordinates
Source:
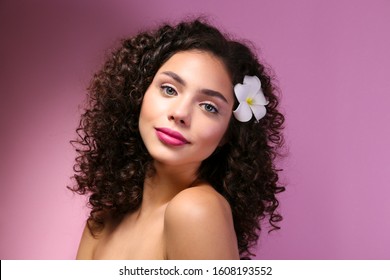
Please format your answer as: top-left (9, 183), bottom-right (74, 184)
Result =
top-left (70, 19), bottom-right (285, 258)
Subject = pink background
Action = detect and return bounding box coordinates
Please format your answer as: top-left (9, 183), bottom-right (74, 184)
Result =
top-left (1, 0), bottom-right (389, 259)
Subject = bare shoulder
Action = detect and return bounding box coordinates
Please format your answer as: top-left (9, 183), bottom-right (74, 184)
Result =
top-left (167, 185), bottom-right (231, 216)
top-left (76, 222), bottom-right (98, 259)
top-left (164, 185), bottom-right (239, 259)
top-left (76, 219), bottom-right (109, 260)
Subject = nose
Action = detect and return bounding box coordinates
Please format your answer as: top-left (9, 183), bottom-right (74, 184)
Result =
top-left (168, 98), bottom-right (191, 126)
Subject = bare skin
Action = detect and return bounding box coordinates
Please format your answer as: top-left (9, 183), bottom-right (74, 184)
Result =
top-left (76, 174), bottom-right (239, 259)
top-left (76, 159), bottom-right (239, 259)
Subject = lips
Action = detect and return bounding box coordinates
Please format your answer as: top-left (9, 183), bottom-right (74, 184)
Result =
top-left (155, 127), bottom-right (190, 146)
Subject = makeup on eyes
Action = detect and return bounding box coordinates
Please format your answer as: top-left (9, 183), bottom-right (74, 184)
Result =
top-left (159, 71), bottom-right (230, 103)
top-left (153, 71), bottom-right (232, 117)
top-left (160, 85), bottom-right (177, 96)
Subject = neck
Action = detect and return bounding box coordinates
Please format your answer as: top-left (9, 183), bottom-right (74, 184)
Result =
top-left (140, 161), bottom-right (200, 212)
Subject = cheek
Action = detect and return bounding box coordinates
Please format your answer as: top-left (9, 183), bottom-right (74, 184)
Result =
top-left (139, 91), bottom-right (149, 118)
top-left (197, 123), bottom-right (228, 148)
top-left (140, 91), bottom-right (162, 121)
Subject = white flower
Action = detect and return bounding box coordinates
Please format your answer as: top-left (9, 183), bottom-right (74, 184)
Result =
top-left (233, 75), bottom-right (269, 122)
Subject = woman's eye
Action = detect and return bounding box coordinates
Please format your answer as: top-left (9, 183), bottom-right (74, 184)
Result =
top-left (161, 85), bottom-right (177, 96)
top-left (201, 103), bottom-right (218, 114)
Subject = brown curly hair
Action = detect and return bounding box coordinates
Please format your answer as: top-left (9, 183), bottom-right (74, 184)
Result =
top-left (70, 19), bottom-right (285, 258)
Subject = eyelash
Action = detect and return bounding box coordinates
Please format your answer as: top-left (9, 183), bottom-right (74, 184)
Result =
top-left (160, 85), bottom-right (219, 114)
top-left (200, 102), bottom-right (219, 114)
top-left (161, 85), bottom-right (177, 96)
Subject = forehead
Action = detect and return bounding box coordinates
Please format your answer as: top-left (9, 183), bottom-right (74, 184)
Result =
top-left (158, 50), bottom-right (230, 77)
top-left (156, 51), bottom-right (233, 100)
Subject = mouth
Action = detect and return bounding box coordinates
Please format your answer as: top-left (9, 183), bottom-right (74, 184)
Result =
top-left (155, 127), bottom-right (190, 146)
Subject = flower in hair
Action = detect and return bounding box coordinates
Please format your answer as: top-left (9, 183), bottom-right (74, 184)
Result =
top-left (233, 75), bottom-right (269, 122)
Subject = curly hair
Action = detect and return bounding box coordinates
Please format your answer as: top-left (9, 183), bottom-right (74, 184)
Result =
top-left (70, 19), bottom-right (285, 258)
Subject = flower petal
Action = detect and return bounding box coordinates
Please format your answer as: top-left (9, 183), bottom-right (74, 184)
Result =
top-left (234, 83), bottom-right (250, 102)
top-left (250, 105), bottom-right (267, 121)
top-left (243, 75), bottom-right (261, 97)
top-left (252, 89), bottom-right (269, 105)
top-left (233, 102), bottom-right (253, 122)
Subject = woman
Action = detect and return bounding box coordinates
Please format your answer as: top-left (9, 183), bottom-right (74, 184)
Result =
top-left (71, 19), bottom-right (285, 259)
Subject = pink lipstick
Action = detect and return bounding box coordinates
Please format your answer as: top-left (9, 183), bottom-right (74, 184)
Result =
top-left (155, 127), bottom-right (189, 146)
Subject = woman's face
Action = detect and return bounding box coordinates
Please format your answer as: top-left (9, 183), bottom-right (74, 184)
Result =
top-left (139, 50), bottom-right (234, 168)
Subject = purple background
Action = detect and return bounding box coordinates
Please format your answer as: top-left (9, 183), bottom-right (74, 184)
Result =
top-left (1, 0), bottom-right (389, 259)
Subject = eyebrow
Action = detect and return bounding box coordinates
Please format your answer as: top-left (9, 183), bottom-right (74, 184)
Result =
top-left (200, 89), bottom-right (229, 104)
top-left (161, 71), bottom-right (229, 104)
top-left (161, 71), bottom-right (186, 86)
